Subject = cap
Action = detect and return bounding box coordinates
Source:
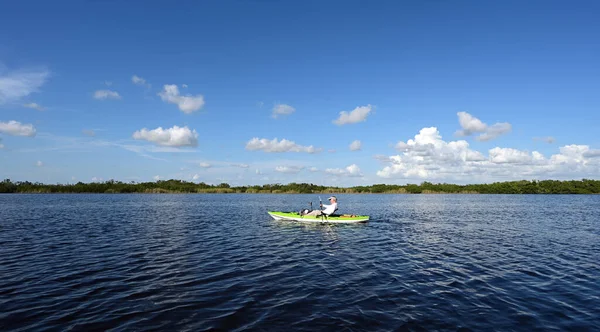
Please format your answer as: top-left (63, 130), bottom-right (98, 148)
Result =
top-left (328, 196), bottom-right (337, 200)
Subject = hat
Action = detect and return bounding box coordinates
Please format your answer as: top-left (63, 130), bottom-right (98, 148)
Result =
top-left (328, 196), bottom-right (337, 200)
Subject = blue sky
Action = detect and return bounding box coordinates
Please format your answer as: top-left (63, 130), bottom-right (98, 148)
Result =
top-left (1, 0), bottom-right (599, 186)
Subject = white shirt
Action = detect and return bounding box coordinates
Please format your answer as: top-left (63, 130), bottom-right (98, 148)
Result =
top-left (322, 202), bottom-right (338, 215)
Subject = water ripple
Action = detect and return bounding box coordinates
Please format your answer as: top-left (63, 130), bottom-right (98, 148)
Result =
top-left (1, 194), bottom-right (599, 331)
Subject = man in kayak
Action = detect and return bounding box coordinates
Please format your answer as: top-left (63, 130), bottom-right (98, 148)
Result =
top-left (303, 196), bottom-right (338, 217)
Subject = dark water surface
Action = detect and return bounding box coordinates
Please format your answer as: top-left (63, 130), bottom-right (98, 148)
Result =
top-left (1, 194), bottom-right (599, 331)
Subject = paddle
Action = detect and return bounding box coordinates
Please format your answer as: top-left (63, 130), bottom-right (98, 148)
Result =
top-left (319, 196), bottom-right (327, 222)
top-left (319, 196), bottom-right (323, 222)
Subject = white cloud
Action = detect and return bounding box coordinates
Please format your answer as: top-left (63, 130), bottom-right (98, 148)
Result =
top-left (455, 112), bottom-right (511, 141)
top-left (245, 137), bottom-right (322, 153)
top-left (349, 140), bottom-right (362, 151)
top-left (275, 165), bottom-right (304, 174)
top-left (378, 127), bottom-right (600, 181)
top-left (309, 167), bottom-right (319, 172)
top-left (91, 177), bottom-right (103, 182)
top-left (255, 169), bottom-right (262, 175)
top-left (182, 84), bottom-right (188, 88)
top-left (36, 160), bottom-right (43, 167)
top-left (132, 75), bottom-right (148, 86)
top-left (325, 164), bottom-right (363, 177)
top-left (94, 90), bottom-right (121, 100)
top-left (153, 175), bottom-right (161, 181)
top-left (199, 162), bottom-right (212, 168)
top-left (0, 120), bottom-right (37, 137)
top-left (489, 147), bottom-right (536, 164)
top-left (104, 81), bottom-right (112, 86)
top-left (455, 112), bottom-right (487, 136)
top-left (192, 174), bottom-right (200, 180)
top-left (23, 102), bottom-right (45, 111)
top-left (534, 136), bottom-right (556, 144)
top-left (333, 105), bottom-right (373, 125)
top-left (583, 149), bottom-right (600, 158)
top-left (132, 125), bottom-right (198, 147)
top-left (158, 84), bottom-right (204, 113)
top-left (477, 122), bottom-right (512, 142)
top-left (272, 104), bottom-right (295, 118)
top-left (0, 68), bottom-right (50, 104)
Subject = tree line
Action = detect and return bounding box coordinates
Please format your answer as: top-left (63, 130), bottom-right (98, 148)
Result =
top-left (1, 179), bottom-right (599, 194)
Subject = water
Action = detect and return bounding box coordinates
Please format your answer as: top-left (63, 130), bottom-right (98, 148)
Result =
top-left (1, 194), bottom-right (599, 331)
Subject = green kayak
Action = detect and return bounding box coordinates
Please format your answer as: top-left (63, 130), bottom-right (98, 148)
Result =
top-left (268, 211), bottom-right (369, 224)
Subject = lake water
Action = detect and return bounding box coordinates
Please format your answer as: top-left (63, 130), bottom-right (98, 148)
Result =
top-left (1, 194), bottom-right (599, 331)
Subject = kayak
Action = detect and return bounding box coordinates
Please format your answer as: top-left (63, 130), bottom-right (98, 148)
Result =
top-left (268, 211), bottom-right (369, 224)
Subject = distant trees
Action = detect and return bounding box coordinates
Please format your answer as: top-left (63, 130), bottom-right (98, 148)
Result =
top-left (1, 178), bottom-right (599, 194)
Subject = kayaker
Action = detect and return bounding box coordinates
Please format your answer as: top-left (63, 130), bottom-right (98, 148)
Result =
top-left (303, 196), bottom-right (338, 216)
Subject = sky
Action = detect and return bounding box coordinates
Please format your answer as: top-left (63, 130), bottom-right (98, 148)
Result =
top-left (1, 0), bottom-right (599, 186)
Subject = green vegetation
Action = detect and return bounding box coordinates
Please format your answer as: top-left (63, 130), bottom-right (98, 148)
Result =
top-left (1, 179), bottom-right (600, 194)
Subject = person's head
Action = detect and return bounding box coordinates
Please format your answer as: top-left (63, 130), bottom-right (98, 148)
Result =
top-left (328, 196), bottom-right (337, 203)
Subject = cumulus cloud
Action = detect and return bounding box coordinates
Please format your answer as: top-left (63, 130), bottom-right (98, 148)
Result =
top-left (534, 136), bottom-right (556, 144)
top-left (489, 147), bottom-right (538, 164)
top-left (272, 104), bottom-right (295, 118)
top-left (199, 162), bottom-right (212, 168)
top-left (153, 175), bottom-right (161, 181)
top-left (333, 105), bottom-right (373, 125)
top-left (455, 112), bottom-right (487, 136)
top-left (378, 127), bottom-right (600, 181)
top-left (132, 125), bottom-right (198, 147)
top-left (94, 90), bottom-right (121, 100)
top-left (455, 112), bottom-right (511, 141)
top-left (158, 84), bottom-right (204, 113)
top-left (349, 140), bottom-right (362, 151)
top-left (0, 68), bottom-right (50, 104)
top-left (245, 137), bottom-right (322, 153)
top-left (0, 120), bottom-right (37, 137)
top-left (583, 149), bottom-right (600, 158)
top-left (23, 102), bottom-right (45, 111)
top-left (275, 165), bottom-right (304, 174)
top-left (325, 164), bottom-right (363, 177)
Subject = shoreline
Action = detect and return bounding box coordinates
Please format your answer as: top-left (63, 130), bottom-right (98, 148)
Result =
top-left (2, 192), bottom-right (598, 195)
top-left (2, 179), bottom-right (599, 195)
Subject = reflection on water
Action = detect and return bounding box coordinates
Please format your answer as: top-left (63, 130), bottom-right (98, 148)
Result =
top-left (1, 194), bottom-right (599, 331)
